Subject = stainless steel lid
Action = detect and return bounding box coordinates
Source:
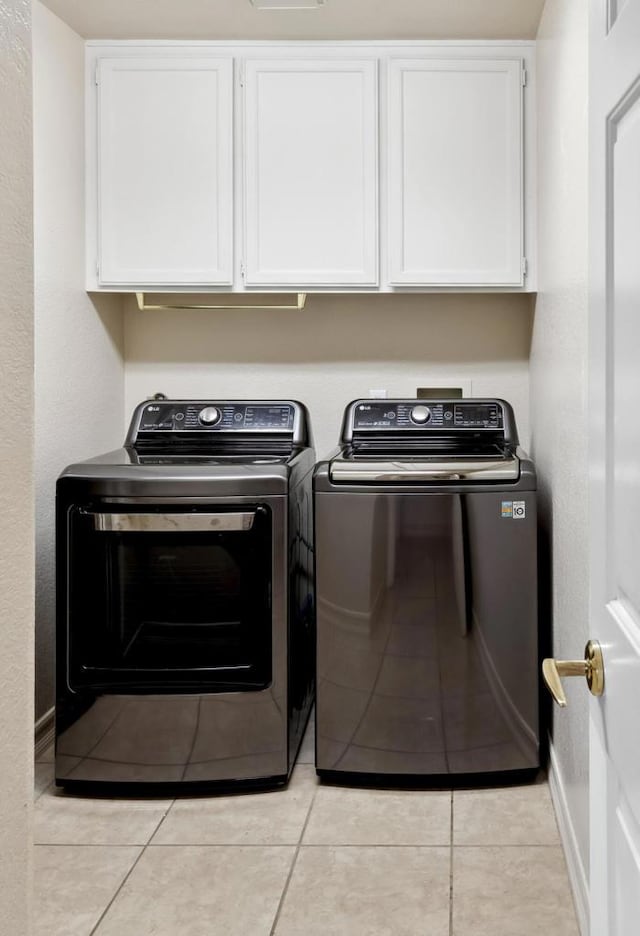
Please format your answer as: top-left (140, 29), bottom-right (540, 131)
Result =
top-left (329, 453), bottom-right (520, 483)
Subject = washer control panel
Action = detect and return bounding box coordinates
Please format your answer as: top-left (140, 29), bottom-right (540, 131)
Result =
top-left (136, 402), bottom-right (296, 433)
top-left (351, 401), bottom-right (503, 431)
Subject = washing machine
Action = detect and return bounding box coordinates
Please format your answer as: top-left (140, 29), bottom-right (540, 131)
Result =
top-left (314, 398), bottom-right (538, 783)
top-left (56, 398), bottom-right (314, 793)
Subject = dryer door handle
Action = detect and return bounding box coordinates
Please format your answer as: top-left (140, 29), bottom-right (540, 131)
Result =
top-left (91, 511), bottom-right (256, 533)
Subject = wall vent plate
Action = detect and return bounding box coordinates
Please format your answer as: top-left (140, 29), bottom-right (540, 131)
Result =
top-left (417, 387), bottom-right (463, 399)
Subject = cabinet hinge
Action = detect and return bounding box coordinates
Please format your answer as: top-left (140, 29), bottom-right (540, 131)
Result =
top-left (96, 259), bottom-right (100, 277)
top-left (240, 262), bottom-right (245, 280)
top-left (522, 257), bottom-right (528, 278)
top-left (522, 68), bottom-right (527, 87)
top-left (239, 66), bottom-right (244, 89)
top-left (95, 64), bottom-right (99, 85)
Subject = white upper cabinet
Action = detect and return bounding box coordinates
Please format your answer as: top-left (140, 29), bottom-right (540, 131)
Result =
top-left (243, 59), bottom-right (378, 287)
top-left (87, 44), bottom-right (534, 293)
top-left (387, 59), bottom-right (524, 287)
top-left (95, 56), bottom-right (233, 286)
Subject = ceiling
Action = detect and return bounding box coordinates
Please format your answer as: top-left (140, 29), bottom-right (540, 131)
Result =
top-left (40, 0), bottom-right (546, 41)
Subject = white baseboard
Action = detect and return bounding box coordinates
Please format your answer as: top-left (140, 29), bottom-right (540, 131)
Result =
top-left (34, 707), bottom-right (55, 760)
top-left (548, 739), bottom-right (590, 935)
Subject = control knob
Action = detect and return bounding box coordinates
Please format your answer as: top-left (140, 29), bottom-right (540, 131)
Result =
top-left (198, 406), bottom-right (221, 426)
top-left (410, 405), bottom-right (432, 425)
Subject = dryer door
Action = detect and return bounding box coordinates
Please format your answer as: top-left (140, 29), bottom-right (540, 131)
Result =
top-left (65, 501), bottom-right (274, 692)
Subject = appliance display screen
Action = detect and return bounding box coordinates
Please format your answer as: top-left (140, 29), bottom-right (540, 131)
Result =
top-left (454, 404), bottom-right (500, 427)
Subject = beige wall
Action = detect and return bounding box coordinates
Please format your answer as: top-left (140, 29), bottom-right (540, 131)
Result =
top-left (532, 0), bottom-right (589, 924)
top-left (124, 293), bottom-right (533, 457)
top-left (0, 0), bottom-right (34, 929)
top-left (33, 2), bottom-right (125, 720)
top-left (39, 0), bottom-right (546, 41)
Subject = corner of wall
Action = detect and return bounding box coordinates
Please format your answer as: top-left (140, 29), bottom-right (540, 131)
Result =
top-left (0, 0), bottom-right (34, 931)
top-left (532, 0), bottom-right (591, 917)
top-left (33, 5), bottom-right (127, 720)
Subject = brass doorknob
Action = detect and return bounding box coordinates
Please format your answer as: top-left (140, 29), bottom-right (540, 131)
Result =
top-left (542, 640), bottom-right (605, 707)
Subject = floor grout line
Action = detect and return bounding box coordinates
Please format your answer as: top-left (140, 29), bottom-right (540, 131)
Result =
top-left (146, 842), bottom-right (459, 848)
top-left (449, 790), bottom-right (454, 936)
top-left (451, 843), bottom-right (564, 849)
top-left (268, 776), bottom-right (320, 935)
top-left (35, 842), bottom-right (164, 849)
top-left (87, 799), bottom-right (174, 935)
top-left (143, 798), bottom-right (176, 847)
top-left (34, 841), bottom-right (564, 849)
top-left (87, 845), bottom-right (147, 936)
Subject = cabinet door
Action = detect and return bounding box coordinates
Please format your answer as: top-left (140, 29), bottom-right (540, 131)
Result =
top-left (388, 59), bottom-right (523, 287)
top-left (96, 57), bottom-right (233, 286)
top-left (243, 59), bottom-right (378, 287)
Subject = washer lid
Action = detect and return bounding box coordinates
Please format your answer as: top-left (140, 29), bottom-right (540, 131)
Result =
top-left (328, 454), bottom-right (520, 483)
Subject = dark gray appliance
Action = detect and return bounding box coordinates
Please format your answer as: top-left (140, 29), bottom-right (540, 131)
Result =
top-left (56, 399), bottom-right (314, 793)
top-left (314, 398), bottom-right (538, 783)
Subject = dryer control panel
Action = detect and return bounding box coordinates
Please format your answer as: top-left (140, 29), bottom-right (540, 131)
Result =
top-left (125, 400), bottom-right (309, 448)
top-left (137, 402), bottom-right (295, 432)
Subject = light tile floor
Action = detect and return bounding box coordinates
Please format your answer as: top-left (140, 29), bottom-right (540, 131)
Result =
top-left (34, 717), bottom-right (580, 936)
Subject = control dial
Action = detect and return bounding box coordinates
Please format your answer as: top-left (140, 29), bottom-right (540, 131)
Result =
top-left (198, 406), bottom-right (221, 426)
top-left (410, 405), bottom-right (432, 425)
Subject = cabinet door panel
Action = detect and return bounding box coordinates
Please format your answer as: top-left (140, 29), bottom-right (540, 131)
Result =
top-left (97, 57), bottom-right (233, 286)
top-left (244, 60), bottom-right (378, 286)
top-left (388, 59), bottom-right (523, 287)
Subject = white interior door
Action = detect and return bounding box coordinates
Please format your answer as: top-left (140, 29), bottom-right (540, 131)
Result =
top-left (243, 59), bottom-right (378, 287)
top-left (590, 1), bottom-right (640, 933)
top-left (97, 57), bottom-right (233, 286)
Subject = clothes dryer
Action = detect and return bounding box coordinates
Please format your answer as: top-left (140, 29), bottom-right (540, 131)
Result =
top-left (56, 399), bottom-right (314, 792)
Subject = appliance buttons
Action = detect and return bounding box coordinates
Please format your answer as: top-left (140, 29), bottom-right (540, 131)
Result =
top-left (410, 405), bottom-right (432, 425)
top-left (198, 406), bottom-right (221, 426)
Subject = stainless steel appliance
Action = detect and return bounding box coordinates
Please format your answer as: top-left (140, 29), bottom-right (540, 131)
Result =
top-left (314, 398), bottom-right (538, 783)
top-left (56, 399), bottom-right (314, 793)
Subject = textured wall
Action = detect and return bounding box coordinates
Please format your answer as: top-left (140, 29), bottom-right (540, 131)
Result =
top-left (33, 1), bottom-right (125, 720)
top-left (532, 0), bottom-right (589, 894)
top-left (0, 0), bottom-right (34, 930)
top-left (124, 293), bottom-right (534, 458)
top-left (39, 0), bottom-right (545, 41)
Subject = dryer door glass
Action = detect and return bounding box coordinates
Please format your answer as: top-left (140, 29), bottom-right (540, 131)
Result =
top-left (65, 504), bottom-right (272, 692)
